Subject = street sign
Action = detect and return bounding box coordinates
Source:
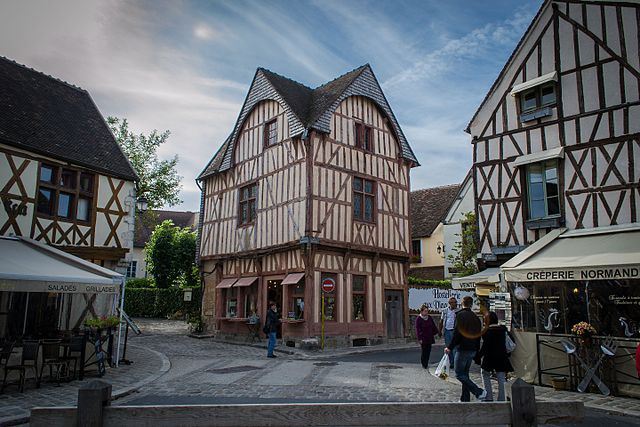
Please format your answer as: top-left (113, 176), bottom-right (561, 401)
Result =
top-left (321, 277), bottom-right (335, 293)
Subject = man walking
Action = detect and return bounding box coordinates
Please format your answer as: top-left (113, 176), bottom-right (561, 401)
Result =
top-left (439, 297), bottom-right (458, 369)
top-left (265, 302), bottom-right (281, 358)
top-left (445, 296), bottom-right (486, 402)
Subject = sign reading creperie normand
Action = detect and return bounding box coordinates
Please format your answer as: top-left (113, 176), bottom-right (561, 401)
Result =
top-left (504, 266), bottom-right (640, 282)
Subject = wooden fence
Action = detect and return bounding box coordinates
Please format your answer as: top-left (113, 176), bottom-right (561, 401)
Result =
top-left (30, 379), bottom-right (584, 427)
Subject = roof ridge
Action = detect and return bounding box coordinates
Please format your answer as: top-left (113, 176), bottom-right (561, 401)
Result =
top-left (258, 67), bottom-right (314, 91)
top-left (313, 63), bottom-right (369, 90)
top-left (412, 183), bottom-right (461, 192)
top-left (1, 55), bottom-right (88, 94)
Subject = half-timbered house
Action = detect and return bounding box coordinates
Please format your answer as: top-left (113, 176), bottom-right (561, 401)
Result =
top-left (198, 65), bottom-right (418, 346)
top-left (0, 57), bottom-right (138, 340)
top-left (465, 0), bottom-right (640, 393)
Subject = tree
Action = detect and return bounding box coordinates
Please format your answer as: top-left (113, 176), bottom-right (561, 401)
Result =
top-left (447, 211), bottom-right (478, 277)
top-left (145, 220), bottom-right (199, 289)
top-left (107, 117), bottom-right (182, 209)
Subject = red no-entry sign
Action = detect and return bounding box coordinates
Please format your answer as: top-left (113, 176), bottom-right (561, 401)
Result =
top-left (321, 278), bottom-right (335, 293)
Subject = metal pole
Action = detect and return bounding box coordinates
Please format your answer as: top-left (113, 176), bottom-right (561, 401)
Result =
top-left (321, 294), bottom-right (325, 350)
top-left (116, 277), bottom-right (126, 367)
top-left (22, 293), bottom-right (29, 335)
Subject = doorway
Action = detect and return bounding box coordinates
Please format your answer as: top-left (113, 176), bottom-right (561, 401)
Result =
top-left (266, 279), bottom-right (283, 338)
top-left (385, 290), bottom-right (403, 339)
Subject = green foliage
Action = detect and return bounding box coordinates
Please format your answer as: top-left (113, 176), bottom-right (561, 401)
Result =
top-left (447, 211), bottom-right (479, 277)
top-left (145, 220), bottom-right (199, 289)
top-left (125, 277), bottom-right (155, 288)
top-left (408, 277), bottom-right (452, 289)
top-left (107, 116), bottom-right (182, 209)
top-left (84, 315), bottom-right (120, 329)
top-left (124, 287), bottom-right (202, 318)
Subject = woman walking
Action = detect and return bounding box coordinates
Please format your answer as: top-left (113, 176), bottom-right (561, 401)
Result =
top-left (474, 311), bottom-right (514, 401)
top-left (416, 304), bottom-right (439, 370)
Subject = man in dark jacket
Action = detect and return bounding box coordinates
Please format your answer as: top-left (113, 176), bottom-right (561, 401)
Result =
top-left (445, 296), bottom-right (486, 401)
top-left (266, 302), bottom-right (281, 358)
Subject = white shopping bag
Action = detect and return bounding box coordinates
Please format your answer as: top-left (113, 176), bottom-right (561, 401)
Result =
top-left (434, 353), bottom-right (450, 380)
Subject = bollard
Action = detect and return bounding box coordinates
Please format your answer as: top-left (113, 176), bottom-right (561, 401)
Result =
top-left (511, 378), bottom-right (537, 427)
top-left (77, 380), bottom-right (112, 427)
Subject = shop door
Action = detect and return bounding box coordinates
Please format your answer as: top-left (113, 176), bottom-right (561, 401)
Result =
top-left (266, 279), bottom-right (283, 338)
top-left (385, 290), bottom-right (403, 339)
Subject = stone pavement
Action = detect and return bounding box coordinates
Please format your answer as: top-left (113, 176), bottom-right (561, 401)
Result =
top-left (1, 318), bottom-right (639, 426)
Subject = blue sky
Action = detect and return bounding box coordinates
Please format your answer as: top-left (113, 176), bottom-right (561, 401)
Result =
top-left (0, 0), bottom-right (542, 212)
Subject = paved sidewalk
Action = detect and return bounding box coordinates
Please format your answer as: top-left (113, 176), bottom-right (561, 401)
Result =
top-left (3, 318), bottom-right (639, 426)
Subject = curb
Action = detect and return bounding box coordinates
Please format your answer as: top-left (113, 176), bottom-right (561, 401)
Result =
top-left (111, 343), bottom-right (171, 400)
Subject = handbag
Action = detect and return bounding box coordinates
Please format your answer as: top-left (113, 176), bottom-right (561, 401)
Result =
top-left (434, 353), bottom-right (450, 379)
top-left (505, 331), bottom-right (516, 353)
top-left (263, 323), bottom-right (270, 334)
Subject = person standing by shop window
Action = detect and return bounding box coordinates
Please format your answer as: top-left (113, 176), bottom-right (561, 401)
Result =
top-left (265, 302), bottom-right (281, 358)
top-left (474, 311), bottom-right (514, 401)
top-left (439, 297), bottom-right (459, 369)
top-left (416, 304), bottom-right (439, 371)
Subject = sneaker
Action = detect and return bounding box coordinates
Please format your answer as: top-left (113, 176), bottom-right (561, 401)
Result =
top-left (267, 354), bottom-right (277, 358)
top-left (477, 389), bottom-right (487, 401)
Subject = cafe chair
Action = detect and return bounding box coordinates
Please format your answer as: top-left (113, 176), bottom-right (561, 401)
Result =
top-left (59, 335), bottom-right (85, 379)
top-left (38, 340), bottom-right (69, 387)
top-left (1, 340), bottom-right (40, 393)
top-left (0, 340), bottom-right (15, 367)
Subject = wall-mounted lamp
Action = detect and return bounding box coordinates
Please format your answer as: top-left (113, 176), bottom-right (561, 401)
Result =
top-left (436, 241), bottom-right (445, 255)
top-left (136, 196), bottom-right (148, 212)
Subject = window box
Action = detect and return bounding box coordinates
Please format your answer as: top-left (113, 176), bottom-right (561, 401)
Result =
top-left (525, 217), bottom-right (563, 230)
top-left (520, 106), bottom-right (553, 122)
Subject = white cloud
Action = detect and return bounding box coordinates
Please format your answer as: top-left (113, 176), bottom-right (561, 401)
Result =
top-left (193, 23), bottom-right (215, 41)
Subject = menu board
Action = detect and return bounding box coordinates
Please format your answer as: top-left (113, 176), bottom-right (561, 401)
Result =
top-left (489, 292), bottom-right (512, 329)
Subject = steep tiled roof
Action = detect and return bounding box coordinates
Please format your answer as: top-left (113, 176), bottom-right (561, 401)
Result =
top-left (411, 184), bottom-right (462, 238)
top-left (0, 57), bottom-right (137, 181)
top-left (134, 210), bottom-right (198, 247)
top-left (198, 64), bottom-right (418, 179)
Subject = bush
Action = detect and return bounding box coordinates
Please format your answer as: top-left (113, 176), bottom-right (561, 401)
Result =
top-left (124, 286), bottom-right (202, 318)
top-left (126, 278), bottom-right (155, 288)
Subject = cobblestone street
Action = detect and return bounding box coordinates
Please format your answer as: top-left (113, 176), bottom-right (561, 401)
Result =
top-left (2, 319), bottom-right (640, 426)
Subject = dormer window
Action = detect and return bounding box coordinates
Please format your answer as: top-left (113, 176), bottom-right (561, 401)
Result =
top-left (510, 71), bottom-right (557, 122)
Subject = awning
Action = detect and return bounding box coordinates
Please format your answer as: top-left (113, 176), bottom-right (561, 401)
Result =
top-left (510, 71), bottom-right (557, 95)
top-left (0, 236), bottom-right (122, 293)
top-left (502, 224), bottom-right (640, 282)
top-left (512, 147), bottom-right (564, 167)
top-left (281, 272), bottom-right (305, 285)
top-left (451, 268), bottom-right (502, 290)
top-left (234, 276), bottom-right (258, 287)
top-left (216, 278), bottom-right (237, 289)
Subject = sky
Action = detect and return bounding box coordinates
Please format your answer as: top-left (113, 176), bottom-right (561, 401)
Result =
top-left (0, 0), bottom-right (542, 212)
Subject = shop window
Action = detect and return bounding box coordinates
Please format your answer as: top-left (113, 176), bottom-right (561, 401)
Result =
top-left (238, 183), bottom-right (257, 226)
top-left (289, 281), bottom-right (305, 320)
top-left (354, 122), bottom-right (373, 151)
top-left (36, 164), bottom-right (95, 223)
top-left (525, 160), bottom-right (560, 220)
top-left (245, 293), bottom-right (258, 318)
top-left (264, 119), bottom-right (278, 147)
top-left (321, 273), bottom-right (337, 321)
top-left (352, 275), bottom-right (366, 321)
top-left (353, 177), bottom-right (375, 223)
top-left (226, 287), bottom-right (238, 318)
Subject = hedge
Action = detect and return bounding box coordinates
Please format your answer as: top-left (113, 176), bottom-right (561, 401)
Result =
top-left (125, 278), bottom-right (155, 288)
top-left (124, 287), bottom-right (202, 318)
top-left (408, 276), bottom-right (452, 289)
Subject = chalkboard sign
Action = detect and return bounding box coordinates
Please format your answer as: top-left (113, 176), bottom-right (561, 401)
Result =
top-left (94, 337), bottom-right (106, 377)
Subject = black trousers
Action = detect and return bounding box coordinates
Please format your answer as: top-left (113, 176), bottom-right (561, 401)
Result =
top-left (420, 342), bottom-right (433, 369)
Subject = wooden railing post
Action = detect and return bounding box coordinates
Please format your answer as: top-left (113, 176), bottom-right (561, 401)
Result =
top-left (77, 380), bottom-right (112, 427)
top-left (511, 378), bottom-right (537, 427)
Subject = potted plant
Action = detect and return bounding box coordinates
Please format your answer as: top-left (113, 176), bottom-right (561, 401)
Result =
top-left (571, 321), bottom-right (597, 346)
